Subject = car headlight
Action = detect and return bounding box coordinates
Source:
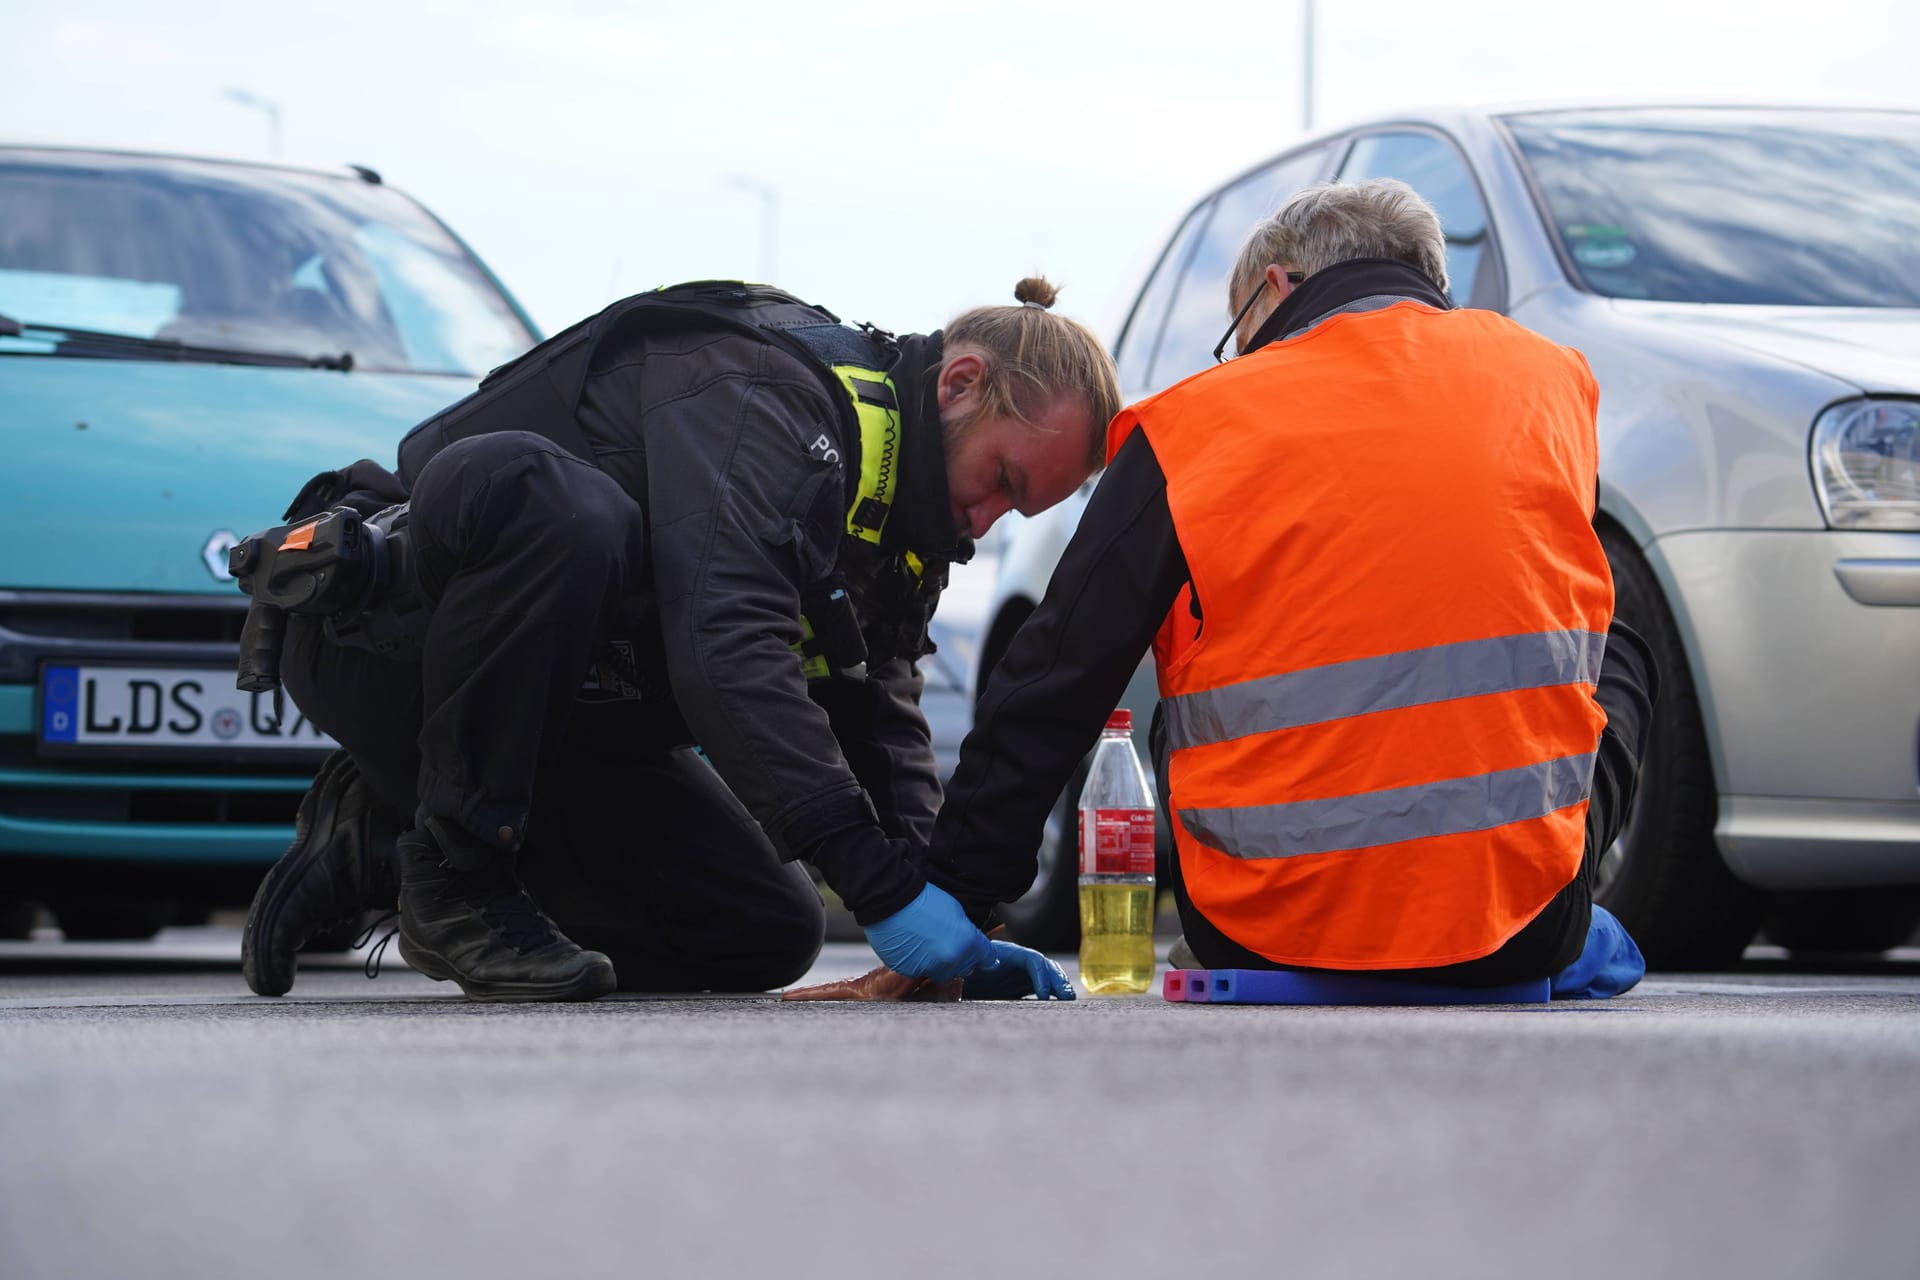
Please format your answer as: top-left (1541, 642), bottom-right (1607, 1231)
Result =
top-left (1812, 399), bottom-right (1920, 531)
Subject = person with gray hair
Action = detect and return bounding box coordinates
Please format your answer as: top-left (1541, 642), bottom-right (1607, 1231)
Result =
top-left (1220, 178), bottom-right (1449, 362)
top-left (927, 178), bottom-right (1656, 999)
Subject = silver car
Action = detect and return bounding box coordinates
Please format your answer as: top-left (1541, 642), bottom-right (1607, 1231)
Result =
top-left (973, 105), bottom-right (1920, 967)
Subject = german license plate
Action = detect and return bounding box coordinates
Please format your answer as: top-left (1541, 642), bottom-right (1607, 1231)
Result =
top-left (38, 663), bottom-right (336, 755)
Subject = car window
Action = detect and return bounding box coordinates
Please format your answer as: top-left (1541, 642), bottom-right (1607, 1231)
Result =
top-left (0, 154), bottom-right (535, 376)
top-left (1148, 146), bottom-right (1331, 390)
top-left (1505, 108), bottom-right (1920, 306)
top-left (1112, 202), bottom-right (1209, 395)
top-left (1337, 130), bottom-right (1493, 307)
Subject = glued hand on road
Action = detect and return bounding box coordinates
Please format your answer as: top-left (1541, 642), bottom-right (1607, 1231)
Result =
top-left (781, 967), bottom-right (963, 1002)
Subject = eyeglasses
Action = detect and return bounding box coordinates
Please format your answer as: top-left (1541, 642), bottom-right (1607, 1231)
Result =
top-left (1213, 271), bottom-right (1306, 364)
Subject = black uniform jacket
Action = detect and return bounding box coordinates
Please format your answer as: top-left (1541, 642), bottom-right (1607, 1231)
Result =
top-left (386, 293), bottom-right (968, 923)
top-left (926, 259), bottom-right (1653, 923)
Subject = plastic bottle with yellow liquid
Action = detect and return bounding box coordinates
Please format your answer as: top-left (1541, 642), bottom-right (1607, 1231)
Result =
top-left (1077, 709), bottom-right (1157, 995)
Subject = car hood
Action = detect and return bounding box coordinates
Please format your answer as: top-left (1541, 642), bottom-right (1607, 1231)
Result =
top-left (0, 357), bottom-right (473, 592)
top-left (1609, 300), bottom-right (1920, 395)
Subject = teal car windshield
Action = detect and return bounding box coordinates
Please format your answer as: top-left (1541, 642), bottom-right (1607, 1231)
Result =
top-left (0, 149), bottom-right (535, 375)
top-left (1505, 109), bottom-right (1920, 307)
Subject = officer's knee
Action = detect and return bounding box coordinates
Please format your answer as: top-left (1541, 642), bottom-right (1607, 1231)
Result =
top-left (544, 472), bottom-right (646, 575)
top-left (413, 430), bottom-right (564, 496)
top-left (702, 873), bottom-right (827, 992)
top-left (412, 431), bottom-right (643, 579)
top-left (753, 890), bottom-right (828, 989)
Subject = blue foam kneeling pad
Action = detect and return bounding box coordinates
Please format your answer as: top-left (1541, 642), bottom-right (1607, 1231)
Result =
top-left (1161, 968), bottom-right (1548, 1006)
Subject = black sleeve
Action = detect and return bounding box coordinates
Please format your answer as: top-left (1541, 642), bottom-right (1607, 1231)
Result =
top-left (926, 430), bottom-right (1189, 919)
top-left (810, 655), bottom-right (943, 849)
top-left (643, 332), bottom-right (922, 922)
top-left (1588, 618), bottom-right (1659, 855)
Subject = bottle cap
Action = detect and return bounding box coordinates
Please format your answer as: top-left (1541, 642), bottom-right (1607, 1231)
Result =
top-left (1104, 708), bottom-right (1132, 733)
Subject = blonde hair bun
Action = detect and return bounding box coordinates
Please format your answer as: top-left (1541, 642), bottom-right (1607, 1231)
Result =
top-left (1013, 276), bottom-right (1060, 309)
top-left (944, 278), bottom-right (1121, 473)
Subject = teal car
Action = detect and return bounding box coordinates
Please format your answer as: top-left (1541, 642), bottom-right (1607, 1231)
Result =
top-left (0, 145), bottom-right (537, 938)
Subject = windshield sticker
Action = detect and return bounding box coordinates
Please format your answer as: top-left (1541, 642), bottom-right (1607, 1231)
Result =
top-left (1565, 226), bottom-right (1636, 269)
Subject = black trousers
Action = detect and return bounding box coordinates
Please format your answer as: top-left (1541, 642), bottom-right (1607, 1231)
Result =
top-left (282, 432), bottom-right (824, 992)
top-left (1161, 621), bottom-right (1655, 987)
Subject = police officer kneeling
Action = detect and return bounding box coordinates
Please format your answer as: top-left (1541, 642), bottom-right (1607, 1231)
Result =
top-left (237, 277), bottom-right (1119, 1002)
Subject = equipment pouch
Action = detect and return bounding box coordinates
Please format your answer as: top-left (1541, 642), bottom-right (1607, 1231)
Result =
top-left (797, 578), bottom-right (869, 680)
top-left (861, 552), bottom-right (943, 667)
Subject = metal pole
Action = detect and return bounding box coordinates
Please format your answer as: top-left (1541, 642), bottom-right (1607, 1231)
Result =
top-left (223, 88), bottom-right (284, 157)
top-left (1301, 0), bottom-right (1316, 133)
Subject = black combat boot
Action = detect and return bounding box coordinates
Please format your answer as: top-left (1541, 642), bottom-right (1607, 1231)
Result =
top-left (396, 823), bottom-right (616, 1002)
top-left (243, 750), bottom-right (403, 997)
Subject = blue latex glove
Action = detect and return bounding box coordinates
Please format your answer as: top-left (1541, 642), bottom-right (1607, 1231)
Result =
top-left (864, 883), bottom-right (995, 982)
top-left (1551, 904), bottom-right (1646, 999)
top-left (962, 940), bottom-right (1077, 1001)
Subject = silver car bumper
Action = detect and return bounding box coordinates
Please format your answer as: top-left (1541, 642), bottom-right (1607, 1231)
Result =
top-left (1651, 528), bottom-right (1920, 888)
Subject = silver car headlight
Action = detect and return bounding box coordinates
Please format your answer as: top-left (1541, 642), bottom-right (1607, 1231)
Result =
top-left (1812, 398), bottom-right (1920, 531)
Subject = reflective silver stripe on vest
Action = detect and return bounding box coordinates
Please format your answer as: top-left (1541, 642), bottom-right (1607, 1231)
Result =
top-left (1162, 629), bottom-right (1606, 751)
top-left (1179, 751), bottom-right (1597, 860)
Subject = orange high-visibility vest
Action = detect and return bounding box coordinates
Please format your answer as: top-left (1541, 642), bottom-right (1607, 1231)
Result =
top-left (1109, 300), bottom-right (1613, 970)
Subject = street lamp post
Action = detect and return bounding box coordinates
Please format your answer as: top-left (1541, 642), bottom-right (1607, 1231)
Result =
top-left (223, 87), bottom-right (283, 157)
top-left (1301, 0), bottom-right (1316, 132)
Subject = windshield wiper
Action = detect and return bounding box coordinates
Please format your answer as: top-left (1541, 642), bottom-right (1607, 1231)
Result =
top-left (0, 312), bottom-right (352, 371)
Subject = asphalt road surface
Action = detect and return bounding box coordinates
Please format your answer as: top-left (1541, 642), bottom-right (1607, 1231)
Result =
top-left (3, 930), bottom-right (1918, 1280)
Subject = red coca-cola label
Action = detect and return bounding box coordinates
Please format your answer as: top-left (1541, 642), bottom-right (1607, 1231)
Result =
top-left (1079, 807), bottom-right (1155, 875)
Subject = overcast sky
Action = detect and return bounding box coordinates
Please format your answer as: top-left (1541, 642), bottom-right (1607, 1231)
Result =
top-left (4, 0), bottom-right (1915, 339)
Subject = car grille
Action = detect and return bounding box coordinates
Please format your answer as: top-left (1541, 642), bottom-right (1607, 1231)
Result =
top-left (0, 589), bottom-right (247, 649)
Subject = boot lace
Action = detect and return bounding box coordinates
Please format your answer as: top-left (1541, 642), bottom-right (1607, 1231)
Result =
top-left (479, 890), bottom-right (561, 953)
top-left (355, 910), bottom-right (400, 980)
top-left (424, 856), bottom-right (564, 954)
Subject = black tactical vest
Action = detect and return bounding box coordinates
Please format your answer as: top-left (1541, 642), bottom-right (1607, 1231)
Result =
top-left (393, 282), bottom-right (938, 676)
top-left (398, 281), bottom-right (893, 494)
